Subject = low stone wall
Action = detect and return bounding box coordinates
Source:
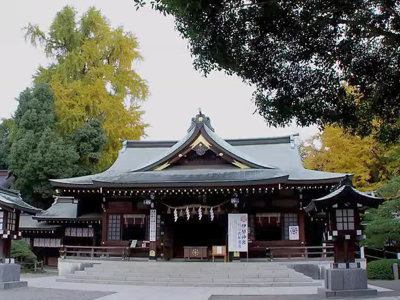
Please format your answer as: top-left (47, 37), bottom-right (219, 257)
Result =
top-left (285, 259), bottom-right (366, 279)
top-left (58, 259), bottom-right (93, 276)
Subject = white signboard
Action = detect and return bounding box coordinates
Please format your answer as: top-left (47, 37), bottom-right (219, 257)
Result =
top-left (289, 226), bottom-right (299, 240)
top-left (149, 209), bottom-right (157, 242)
top-left (228, 214), bottom-right (248, 252)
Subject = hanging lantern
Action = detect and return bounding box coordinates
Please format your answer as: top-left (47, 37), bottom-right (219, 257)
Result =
top-left (173, 209), bottom-right (178, 222)
top-left (231, 193), bottom-right (240, 208)
top-left (198, 206), bottom-right (202, 220)
top-left (186, 207), bottom-right (190, 220)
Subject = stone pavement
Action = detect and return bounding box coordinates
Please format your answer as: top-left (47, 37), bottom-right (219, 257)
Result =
top-left (0, 287), bottom-right (113, 300)
top-left (0, 274), bottom-right (398, 300)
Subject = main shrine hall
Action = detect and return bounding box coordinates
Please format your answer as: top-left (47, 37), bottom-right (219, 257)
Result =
top-left (48, 112), bottom-right (349, 261)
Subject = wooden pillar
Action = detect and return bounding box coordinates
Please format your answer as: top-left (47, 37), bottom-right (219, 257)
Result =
top-left (298, 211), bottom-right (306, 245)
top-left (101, 212), bottom-right (107, 245)
top-left (0, 238), bottom-right (11, 259)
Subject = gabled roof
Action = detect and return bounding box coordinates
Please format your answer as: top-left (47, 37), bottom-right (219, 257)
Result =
top-left (131, 113), bottom-right (276, 172)
top-left (19, 214), bottom-right (61, 231)
top-left (0, 188), bottom-right (41, 214)
top-left (33, 196), bottom-right (102, 221)
top-left (304, 176), bottom-right (384, 213)
top-left (33, 196), bottom-right (77, 220)
top-left (50, 112), bottom-right (347, 188)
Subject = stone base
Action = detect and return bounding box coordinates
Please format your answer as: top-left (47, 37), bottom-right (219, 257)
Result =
top-left (0, 263), bottom-right (21, 282)
top-left (319, 268), bottom-right (377, 298)
top-left (325, 268), bottom-right (368, 290)
top-left (0, 280), bottom-right (28, 290)
top-left (318, 287), bottom-right (377, 298)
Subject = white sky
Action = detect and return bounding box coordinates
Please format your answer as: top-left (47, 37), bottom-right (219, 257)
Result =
top-left (0, 0), bottom-right (319, 142)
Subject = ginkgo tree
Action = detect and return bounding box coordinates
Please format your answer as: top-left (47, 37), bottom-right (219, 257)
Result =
top-left (25, 6), bottom-right (149, 168)
top-left (301, 126), bottom-right (400, 191)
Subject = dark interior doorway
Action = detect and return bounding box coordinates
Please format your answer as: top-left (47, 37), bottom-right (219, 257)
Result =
top-left (171, 215), bottom-right (227, 258)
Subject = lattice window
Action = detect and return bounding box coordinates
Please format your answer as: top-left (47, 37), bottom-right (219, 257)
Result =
top-left (107, 214), bottom-right (121, 240)
top-left (7, 212), bottom-right (16, 231)
top-left (284, 213), bottom-right (298, 240)
top-left (336, 209), bottom-right (355, 230)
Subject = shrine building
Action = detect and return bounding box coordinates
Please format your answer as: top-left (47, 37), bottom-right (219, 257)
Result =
top-left (46, 112), bottom-right (349, 261)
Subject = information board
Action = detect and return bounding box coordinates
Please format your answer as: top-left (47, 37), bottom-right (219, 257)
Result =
top-left (149, 209), bottom-right (157, 242)
top-left (228, 213), bottom-right (248, 252)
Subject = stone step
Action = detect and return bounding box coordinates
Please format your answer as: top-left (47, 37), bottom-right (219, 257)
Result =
top-left (89, 265), bottom-right (290, 271)
top-left (74, 271), bottom-right (305, 279)
top-left (57, 278), bottom-right (321, 287)
top-left (66, 274), bottom-right (313, 283)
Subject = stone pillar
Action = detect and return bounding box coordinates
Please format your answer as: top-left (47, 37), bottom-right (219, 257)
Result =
top-left (360, 246), bottom-right (365, 259)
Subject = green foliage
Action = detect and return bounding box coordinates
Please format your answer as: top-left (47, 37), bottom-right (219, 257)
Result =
top-left (362, 198), bottom-right (400, 248)
top-left (8, 84), bottom-right (79, 207)
top-left (69, 119), bottom-right (108, 175)
top-left (25, 6), bottom-right (148, 168)
top-left (136, 0), bottom-right (400, 143)
top-left (367, 259), bottom-right (400, 280)
top-left (378, 176), bottom-right (400, 200)
top-left (11, 240), bottom-right (37, 263)
top-left (0, 119), bottom-right (15, 169)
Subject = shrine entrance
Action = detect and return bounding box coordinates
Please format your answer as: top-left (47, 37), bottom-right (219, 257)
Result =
top-left (169, 215), bottom-right (227, 259)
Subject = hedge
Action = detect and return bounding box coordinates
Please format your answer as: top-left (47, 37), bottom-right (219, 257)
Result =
top-left (367, 259), bottom-right (400, 280)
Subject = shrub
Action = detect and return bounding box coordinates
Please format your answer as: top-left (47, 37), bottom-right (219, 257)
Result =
top-left (11, 240), bottom-right (36, 263)
top-left (367, 259), bottom-right (400, 280)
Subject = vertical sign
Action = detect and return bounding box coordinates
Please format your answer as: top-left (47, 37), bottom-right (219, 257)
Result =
top-left (228, 214), bottom-right (248, 252)
top-left (149, 209), bottom-right (157, 242)
top-left (289, 226), bottom-right (299, 240)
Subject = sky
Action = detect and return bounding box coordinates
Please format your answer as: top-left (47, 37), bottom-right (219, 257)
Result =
top-left (0, 0), bottom-right (319, 142)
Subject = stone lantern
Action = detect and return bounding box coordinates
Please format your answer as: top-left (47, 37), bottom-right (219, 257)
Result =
top-left (305, 176), bottom-right (383, 297)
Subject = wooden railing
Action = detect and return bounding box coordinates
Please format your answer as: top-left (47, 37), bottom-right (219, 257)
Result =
top-left (59, 245), bottom-right (150, 260)
top-left (60, 245), bottom-right (128, 260)
top-left (266, 246), bottom-right (334, 261)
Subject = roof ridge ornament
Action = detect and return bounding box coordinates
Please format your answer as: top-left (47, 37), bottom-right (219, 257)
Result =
top-left (187, 110), bottom-right (215, 133)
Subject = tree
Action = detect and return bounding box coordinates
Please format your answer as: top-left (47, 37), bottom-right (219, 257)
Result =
top-left (11, 240), bottom-right (37, 263)
top-left (378, 176), bottom-right (400, 200)
top-left (25, 6), bottom-right (149, 168)
top-left (135, 0), bottom-right (400, 143)
top-left (362, 199), bottom-right (400, 248)
top-left (0, 119), bottom-right (15, 169)
top-left (301, 125), bottom-right (400, 191)
top-left (8, 84), bottom-right (79, 207)
top-left (69, 119), bottom-right (108, 175)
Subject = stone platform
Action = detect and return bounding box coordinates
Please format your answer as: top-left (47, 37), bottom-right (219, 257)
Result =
top-left (57, 260), bottom-right (322, 287)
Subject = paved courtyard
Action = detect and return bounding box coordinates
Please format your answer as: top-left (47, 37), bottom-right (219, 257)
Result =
top-left (0, 273), bottom-right (399, 300)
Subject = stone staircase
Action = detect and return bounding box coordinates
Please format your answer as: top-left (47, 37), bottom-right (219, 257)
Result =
top-left (57, 261), bottom-right (322, 287)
